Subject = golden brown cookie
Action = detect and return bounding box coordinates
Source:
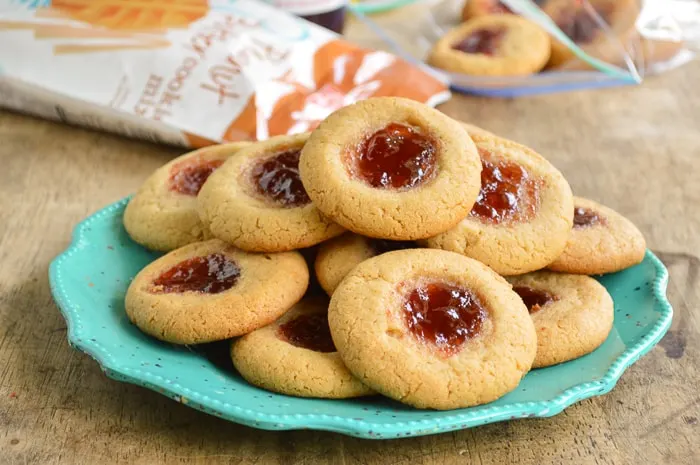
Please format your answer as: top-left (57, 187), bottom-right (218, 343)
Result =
top-left (636, 37), bottom-right (685, 71)
top-left (460, 121), bottom-right (497, 138)
top-left (422, 133), bottom-right (573, 276)
top-left (507, 271), bottom-right (614, 368)
top-left (428, 15), bottom-right (551, 76)
top-left (328, 249), bottom-right (536, 410)
top-left (299, 97), bottom-right (482, 240)
top-left (461, 0), bottom-right (554, 22)
top-left (547, 0), bottom-right (639, 69)
top-left (123, 142), bottom-right (250, 252)
top-left (547, 196), bottom-right (646, 274)
top-left (315, 233), bottom-right (417, 295)
top-left (125, 239), bottom-right (308, 344)
top-left (198, 134), bottom-right (346, 252)
top-left (557, 34), bottom-right (684, 72)
top-left (231, 297), bottom-right (374, 398)
top-left (462, 0), bottom-right (513, 21)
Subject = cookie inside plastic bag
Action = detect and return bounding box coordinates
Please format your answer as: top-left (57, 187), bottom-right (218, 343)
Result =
top-left (349, 0), bottom-right (697, 96)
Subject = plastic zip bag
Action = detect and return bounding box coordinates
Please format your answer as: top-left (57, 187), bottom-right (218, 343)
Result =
top-left (348, 0), bottom-right (698, 96)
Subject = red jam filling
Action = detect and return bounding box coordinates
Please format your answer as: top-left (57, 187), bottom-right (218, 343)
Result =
top-left (370, 239), bottom-right (416, 255)
top-left (278, 313), bottom-right (336, 353)
top-left (573, 206), bottom-right (603, 229)
top-left (252, 149), bottom-right (310, 207)
top-left (512, 286), bottom-right (557, 314)
top-left (452, 28), bottom-right (506, 56)
top-left (469, 152), bottom-right (539, 224)
top-left (403, 282), bottom-right (487, 355)
top-left (150, 253), bottom-right (241, 294)
top-left (169, 159), bottom-right (224, 196)
top-left (558, 8), bottom-right (609, 44)
top-left (353, 123), bottom-right (437, 190)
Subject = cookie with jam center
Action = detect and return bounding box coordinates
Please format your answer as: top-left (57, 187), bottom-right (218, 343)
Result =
top-left (123, 142), bottom-right (250, 252)
top-left (507, 271), bottom-right (614, 368)
top-left (428, 15), bottom-right (551, 76)
top-left (556, 33), bottom-right (684, 73)
top-left (422, 133), bottom-right (573, 276)
top-left (548, 196), bottom-right (646, 274)
top-left (315, 233), bottom-right (419, 295)
top-left (198, 134), bottom-right (346, 252)
top-left (460, 121), bottom-right (498, 138)
top-left (461, 0), bottom-right (554, 22)
top-left (231, 297), bottom-right (374, 399)
top-left (462, 0), bottom-right (514, 21)
top-left (299, 97), bottom-right (482, 240)
top-left (125, 239), bottom-right (309, 344)
top-left (329, 249), bottom-right (536, 410)
top-left (546, 0), bottom-right (639, 69)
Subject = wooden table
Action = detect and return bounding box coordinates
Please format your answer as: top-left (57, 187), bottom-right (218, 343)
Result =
top-left (1, 58), bottom-right (699, 464)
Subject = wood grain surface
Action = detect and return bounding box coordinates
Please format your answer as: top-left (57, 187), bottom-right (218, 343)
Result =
top-left (1, 63), bottom-right (699, 465)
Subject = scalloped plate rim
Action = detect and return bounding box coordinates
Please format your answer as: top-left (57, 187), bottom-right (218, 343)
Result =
top-left (48, 197), bottom-right (673, 439)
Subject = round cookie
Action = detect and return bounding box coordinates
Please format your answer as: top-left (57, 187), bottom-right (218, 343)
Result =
top-left (329, 249), bottom-right (536, 410)
top-left (198, 134), bottom-right (346, 252)
top-left (123, 142), bottom-right (250, 252)
top-left (460, 121), bottom-right (497, 138)
top-left (557, 34), bottom-right (684, 73)
top-left (125, 239), bottom-right (309, 344)
top-left (462, 0), bottom-right (513, 21)
top-left (635, 37), bottom-right (685, 72)
top-left (315, 233), bottom-right (417, 295)
top-left (299, 97), bottom-right (482, 240)
top-left (422, 133), bottom-right (573, 276)
top-left (427, 15), bottom-right (551, 76)
top-left (461, 0), bottom-right (552, 22)
top-left (231, 297), bottom-right (374, 398)
top-left (507, 271), bottom-right (614, 368)
top-left (547, 0), bottom-right (639, 69)
top-left (547, 196), bottom-right (646, 274)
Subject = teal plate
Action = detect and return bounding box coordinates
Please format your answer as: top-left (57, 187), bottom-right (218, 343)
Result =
top-left (350, 0), bottom-right (417, 14)
top-left (49, 198), bottom-right (673, 439)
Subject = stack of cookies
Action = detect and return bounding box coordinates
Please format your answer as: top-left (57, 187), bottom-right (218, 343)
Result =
top-left (427, 0), bottom-right (681, 76)
top-left (124, 97), bottom-right (646, 410)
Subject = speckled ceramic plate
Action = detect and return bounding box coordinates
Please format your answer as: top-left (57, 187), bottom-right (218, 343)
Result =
top-left (49, 198), bottom-right (673, 439)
